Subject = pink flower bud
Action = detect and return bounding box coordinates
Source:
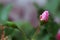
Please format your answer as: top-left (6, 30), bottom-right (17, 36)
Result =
top-left (56, 29), bottom-right (60, 40)
top-left (40, 10), bottom-right (49, 22)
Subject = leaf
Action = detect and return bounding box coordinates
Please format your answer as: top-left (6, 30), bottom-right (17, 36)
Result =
top-left (14, 21), bottom-right (30, 40)
top-left (14, 21), bottom-right (24, 28)
top-left (11, 29), bottom-right (28, 40)
top-left (45, 0), bottom-right (59, 14)
top-left (0, 4), bottom-right (12, 24)
top-left (4, 21), bottom-right (17, 28)
top-left (42, 34), bottom-right (50, 40)
top-left (5, 27), bottom-right (14, 36)
top-left (14, 21), bottom-right (35, 40)
top-left (21, 22), bottom-right (35, 37)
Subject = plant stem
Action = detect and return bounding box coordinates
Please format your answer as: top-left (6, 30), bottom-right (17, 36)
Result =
top-left (31, 26), bottom-right (40, 40)
top-left (17, 26), bottom-right (28, 40)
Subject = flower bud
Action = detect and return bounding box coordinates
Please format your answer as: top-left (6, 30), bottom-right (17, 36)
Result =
top-left (40, 10), bottom-right (49, 22)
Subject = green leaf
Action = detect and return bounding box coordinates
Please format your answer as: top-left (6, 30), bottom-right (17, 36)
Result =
top-left (42, 34), bottom-right (50, 40)
top-left (14, 21), bottom-right (24, 28)
top-left (0, 4), bottom-right (12, 24)
top-left (45, 0), bottom-right (59, 14)
top-left (4, 21), bottom-right (17, 28)
top-left (21, 22), bottom-right (35, 38)
top-left (14, 21), bottom-right (29, 40)
top-left (11, 29), bottom-right (28, 40)
top-left (5, 27), bottom-right (14, 36)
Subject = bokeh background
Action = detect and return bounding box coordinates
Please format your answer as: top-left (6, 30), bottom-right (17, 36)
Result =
top-left (0, 0), bottom-right (60, 40)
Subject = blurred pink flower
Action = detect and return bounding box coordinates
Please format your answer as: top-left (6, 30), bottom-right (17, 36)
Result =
top-left (8, 2), bottom-right (38, 28)
top-left (40, 11), bottom-right (49, 22)
top-left (56, 29), bottom-right (60, 40)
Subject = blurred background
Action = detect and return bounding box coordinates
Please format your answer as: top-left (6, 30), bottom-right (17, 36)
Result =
top-left (0, 0), bottom-right (60, 40)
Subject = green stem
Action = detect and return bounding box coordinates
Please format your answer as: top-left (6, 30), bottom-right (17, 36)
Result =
top-left (31, 26), bottom-right (40, 40)
top-left (17, 27), bottom-right (28, 40)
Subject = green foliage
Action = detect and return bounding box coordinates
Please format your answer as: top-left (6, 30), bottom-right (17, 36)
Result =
top-left (0, 0), bottom-right (60, 40)
top-left (0, 4), bottom-right (12, 24)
